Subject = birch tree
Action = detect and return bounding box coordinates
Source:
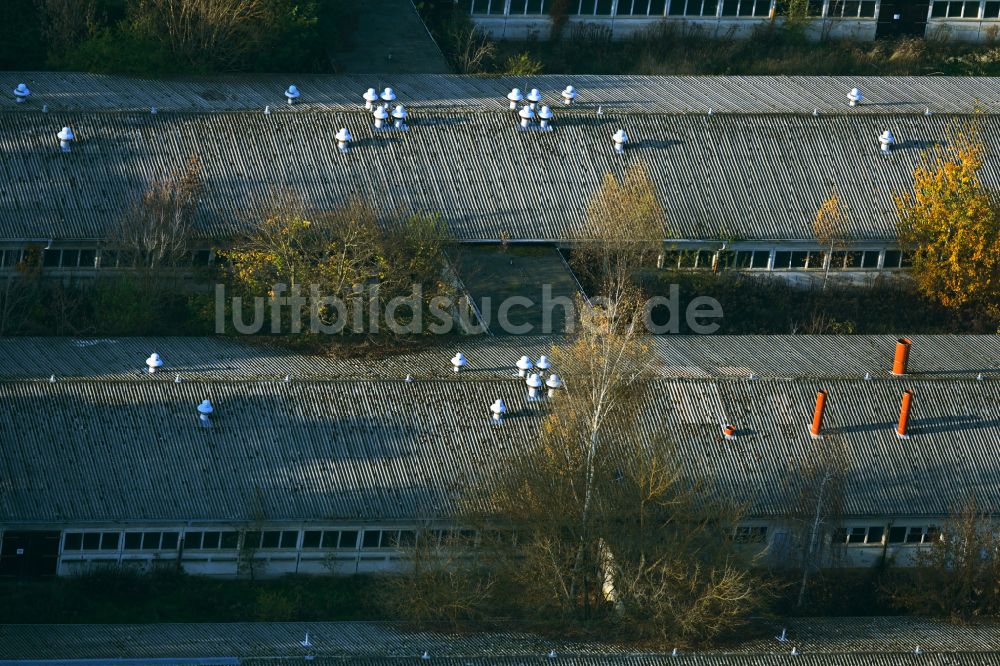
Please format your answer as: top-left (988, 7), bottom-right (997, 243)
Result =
top-left (813, 187), bottom-right (851, 290)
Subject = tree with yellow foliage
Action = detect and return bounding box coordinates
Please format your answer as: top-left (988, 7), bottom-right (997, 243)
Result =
top-left (895, 121), bottom-right (1000, 316)
top-left (813, 187), bottom-right (851, 291)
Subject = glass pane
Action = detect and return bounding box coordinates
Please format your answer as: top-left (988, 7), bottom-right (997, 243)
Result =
top-left (280, 531), bottom-right (298, 549)
top-left (905, 527), bottom-right (923, 544)
top-left (862, 251), bottom-right (880, 268)
top-left (61, 249), bottom-right (79, 267)
top-left (185, 532), bottom-right (203, 549)
top-left (847, 527), bottom-right (867, 544)
top-left (161, 532), bottom-right (178, 550)
top-left (752, 250), bottom-right (770, 268)
top-left (203, 532), bottom-right (220, 549)
top-left (843, 0), bottom-right (860, 16)
top-left (703, 0), bottom-right (718, 14)
top-left (883, 250), bottom-right (901, 268)
top-left (888, 527), bottom-right (906, 543)
top-left (722, 0), bottom-right (739, 14)
top-left (859, 0), bottom-right (876, 17)
top-left (261, 531), bottom-right (281, 548)
top-left (397, 530), bottom-right (417, 547)
top-left (509, 0), bottom-right (527, 13)
top-left (844, 251), bottom-right (862, 268)
top-left (808, 0), bottom-right (824, 15)
top-left (471, 0), bottom-right (490, 12)
top-left (669, 0), bottom-right (686, 14)
top-left (773, 251), bottom-right (791, 269)
top-left (926, 526), bottom-right (941, 543)
top-left (83, 533), bottom-right (101, 550)
top-left (64, 533), bottom-right (83, 550)
top-left (79, 249), bottom-right (96, 268)
top-left (790, 251), bottom-right (808, 268)
top-left (931, 1), bottom-right (948, 17)
top-left (900, 252), bottom-right (914, 268)
top-left (488, 0), bottom-right (506, 13)
top-left (339, 530), bottom-right (359, 549)
top-left (303, 531), bottom-right (322, 548)
top-left (124, 533), bottom-right (142, 550)
top-left (867, 526), bottom-right (884, 544)
top-left (362, 530), bottom-right (381, 548)
top-left (142, 532), bottom-right (161, 550)
top-left (738, 0), bottom-right (753, 15)
top-left (987, 1), bottom-right (1000, 18)
top-left (732, 251), bottom-right (751, 268)
top-left (948, 1), bottom-right (963, 16)
top-left (595, 0), bottom-right (614, 13)
top-left (830, 0), bottom-right (844, 16)
top-left (221, 532), bottom-right (239, 549)
top-left (752, 0), bottom-right (770, 15)
top-left (964, 1), bottom-right (980, 17)
top-left (244, 531), bottom-right (262, 549)
top-left (650, 0), bottom-right (667, 13)
top-left (43, 250), bottom-right (60, 267)
top-left (101, 533), bottom-right (120, 550)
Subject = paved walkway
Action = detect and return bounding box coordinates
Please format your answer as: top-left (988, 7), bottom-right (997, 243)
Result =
top-left (333, 0), bottom-right (451, 74)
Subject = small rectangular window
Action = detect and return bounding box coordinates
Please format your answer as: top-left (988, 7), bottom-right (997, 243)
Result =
top-left (64, 533), bottom-right (83, 551)
top-left (595, 0), bottom-right (614, 13)
top-left (161, 532), bottom-right (178, 550)
top-left (78, 249), bottom-right (96, 268)
top-left (702, 0), bottom-right (718, 14)
top-left (721, 0), bottom-right (739, 14)
top-left (858, 0), bottom-right (875, 17)
top-left (82, 533), bottom-right (101, 550)
top-left (931, 1), bottom-right (948, 17)
top-left (668, 0), bottom-right (686, 14)
top-left (737, 0), bottom-right (753, 15)
top-left (650, 0), bottom-right (667, 13)
top-left (244, 531), bottom-right (262, 549)
top-left (221, 532), bottom-right (239, 549)
top-left (926, 526), bottom-right (941, 543)
top-left (847, 527), bottom-right (867, 544)
top-left (339, 530), bottom-right (359, 549)
top-left (751, 250), bottom-right (770, 269)
top-left (964, 1), bottom-right (980, 17)
top-left (790, 251), bottom-right (808, 269)
top-left (279, 531), bottom-right (299, 549)
top-left (867, 526), bottom-right (884, 545)
top-left (861, 251), bottom-right (880, 269)
top-left (986, 1), bottom-right (1000, 18)
top-left (948, 1), bottom-right (963, 16)
top-left (509, 0), bottom-right (527, 13)
top-left (142, 532), bottom-right (161, 550)
top-left (905, 527), bottom-right (923, 544)
top-left (261, 531), bottom-right (281, 549)
top-left (696, 250), bottom-right (714, 269)
top-left (829, 0), bottom-right (844, 16)
top-left (751, 0), bottom-right (770, 15)
top-left (101, 533), bottom-right (120, 550)
top-left (883, 250), bottom-right (901, 269)
top-left (61, 249), bottom-right (79, 268)
top-left (185, 532), bottom-right (204, 549)
top-left (320, 531), bottom-right (338, 548)
top-left (488, 0), bottom-right (506, 13)
top-left (888, 527), bottom-right (907, 543)
top-left (842, 0), bottom-right (860, 16)
top-left (773, 251), bottom-right (791, 270)
top-left (43, 250), bottom-right (60, 268)
top-left (202, 531), bottom-right (220, 549)
top-left (303, 531), bottom-right (322, 548)
top-left (362, 530), bottom-right (382, 549)
top-left (844, 251), bottom-right (863, 268)
top-left (124, 533), bottom-right (142, 550)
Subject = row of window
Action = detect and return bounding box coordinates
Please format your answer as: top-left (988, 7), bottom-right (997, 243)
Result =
top-left (931, 1), bottom-right (1000, 19)
top-left (470, 0), bottom-right (877, 17)
top-left (832, 525), bottom-right (940, 546)
top-left (59, 525), bottom-right (946, 554)
top-left (663, 248), bottom-right (911, 271)
top-left (0, 249), bottom-right (213, 270)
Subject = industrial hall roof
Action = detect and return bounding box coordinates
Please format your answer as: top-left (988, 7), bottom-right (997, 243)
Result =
top-left (2, 73), bottom-right (1000, 244)
top-left (1, 336), bottom-right (998, 525)
top-left (2, 618), bottom-right (1000, 662)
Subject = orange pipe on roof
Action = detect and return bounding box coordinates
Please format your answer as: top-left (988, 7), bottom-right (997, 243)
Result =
top-left (811, 389), bottom-right (828, 438)
top-left (898, 389), bottom-right (914, 438)
top-left (893, 338), bottom-right (912, 375)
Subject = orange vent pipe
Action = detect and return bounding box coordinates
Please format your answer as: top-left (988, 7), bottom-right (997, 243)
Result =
top-left (811, 390), bottom-right (829, 438)
top-left (898, 389), bottom-right (914, 438)
top-left (893, 338), bottom-right (912, 375)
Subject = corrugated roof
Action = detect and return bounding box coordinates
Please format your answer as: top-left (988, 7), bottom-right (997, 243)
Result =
top-left (1, 618), bottom-right (999, 660)
top-left (3, 74), bottom-right (1000, 115)
top-left (0, 335), bottom-right (995, 381)
top-left (1, 376), bottom-right (998, 523)
top-left (3, 108), bottom-right (1000, 242)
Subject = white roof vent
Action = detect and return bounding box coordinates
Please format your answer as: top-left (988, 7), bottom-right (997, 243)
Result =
top-left (790, 647), bottom-right (800, 656)
top-left (526, 88), bottom-right (542, 107)
top-left (545, 374), bottom-right (562, 396)
top-left (548, 650), bottom-right (558, 659)
top-left (451, 352), bottom-right (468, 372)
top-left (914, 646), bottom-right (922, 655)
top-left (507, 88), bottom-right (523, 110)
top-left (707, 108), bottom-right (714, 116)
top-left (561, 85), bottom-right (576, 105)
top-left (518, 104), bottom-right (535, 129)
top-left (526, 372), bottom-right (543, 401)
top-left (301, 633), bottom-right (312, 648)
top-left (925, 107), bottom-right (932, 117)
top-left (537, 105), bottom-right (553, 132)
top-left (490, 398), bottom-right (507, 424)
top-left (49, 374), bottom-right (56, 383)
top-left (848, 87), bottom-right (863, 106)
top-left (776, 628), bottom-right (788, 643)
top-left (380, 87), bottom-right (397, 104)
top-left (42, 104), bottom-right (48, 113)
top-left (536, 355), bottom-right (551, 373)
top-left (373, 104), bottom-right (389, 130)
top-left (150, 106), bottom-right (157, 115)
top-left (285, 85), bottom-right (300, 104)
top-left (363, 87), bottom-right (379, 109)
top-left (421, 652), bottom-right (431, 661)
top-left (516, 355), bottom-right (534, 377)
top-left (335, 127), bottom-right (352, 153)
top-left (175, 374), bottom-right (182, 383)
top-left (264, 105), bottom-right (271, 115)
top-left (879, 129), bottom-right (896, 154)
top-left (14, 83), bottom-right (30, 103)
top-left (612, 128), bottom-right (628, 154)
top-left (392, 104), bottom-right (409, 131)
top-left (145, 353), bottom-right (163, 373)
top-left (197, 399), bottom-right (214, 426)
top-left (57, 126), bottom-right (75, 152)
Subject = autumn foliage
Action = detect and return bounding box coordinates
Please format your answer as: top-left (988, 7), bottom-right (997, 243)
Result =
top-left (895, 122), bottom-right (1000, 316)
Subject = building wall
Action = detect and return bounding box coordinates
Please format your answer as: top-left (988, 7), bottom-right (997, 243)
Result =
top-left (0, 519), bottom-right (951, 579)
top-left (471, 0), bottom-right (1000, 42)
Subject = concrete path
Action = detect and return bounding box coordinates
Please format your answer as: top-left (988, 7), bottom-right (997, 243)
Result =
top-left (333, 0), bottom-right (451, 74)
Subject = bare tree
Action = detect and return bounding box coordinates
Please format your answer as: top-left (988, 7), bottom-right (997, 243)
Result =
top-left (448, 24), bottom-right (496, 74)
top-left (786, 438), bottom-right (847, 609)
top-left (813, 187), bottom-right (851, 290)
top-left (888, 495), bottom-right (1000, 621)
top-left (35, 0), bottom-right (98, 57)
top-left (109, 154), bottom-right (204, 275)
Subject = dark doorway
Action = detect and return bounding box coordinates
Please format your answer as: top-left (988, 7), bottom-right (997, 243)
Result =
top-left (0, 531), bottom-right (60, 577)
top-left (877, 1), bottom-right (930, 38)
